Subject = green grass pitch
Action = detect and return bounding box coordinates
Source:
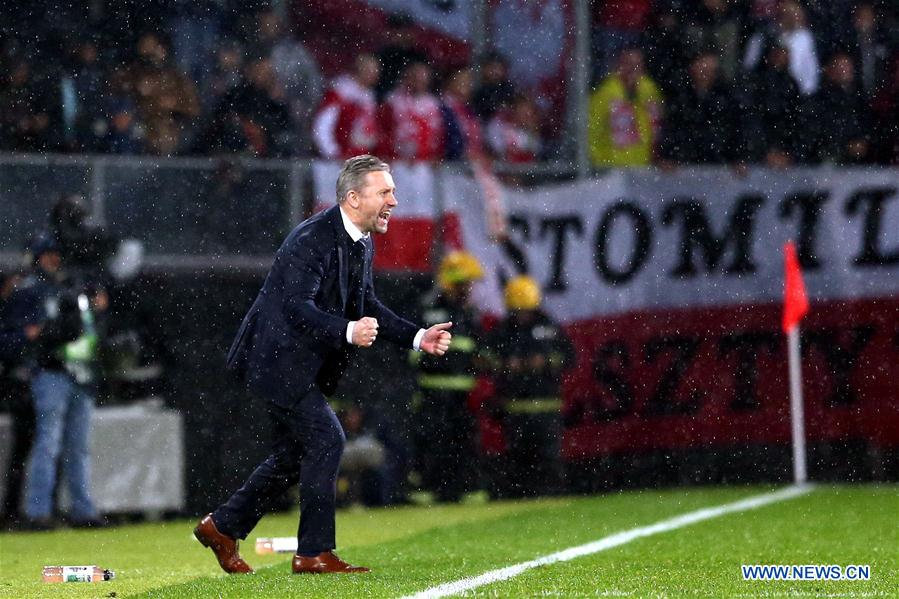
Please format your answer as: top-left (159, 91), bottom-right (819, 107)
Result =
top-left (0, 485), bottom-right (895, 598)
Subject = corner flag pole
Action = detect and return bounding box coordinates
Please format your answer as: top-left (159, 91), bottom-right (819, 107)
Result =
top-left (783, 241), bottom-right (810, 484)
top-left (787, 326), bottom-right (806, 484)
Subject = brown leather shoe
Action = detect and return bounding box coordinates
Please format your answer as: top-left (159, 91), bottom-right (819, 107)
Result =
top-left (292, 551), bottom-right (370, 574)
top-left (193, 514), bottom-right (254, 574)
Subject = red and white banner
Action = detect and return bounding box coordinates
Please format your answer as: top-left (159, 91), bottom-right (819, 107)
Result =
top-left (443, 166), bottom-right (899, 457)
top-left (446, 168), bottom-right (899, 317)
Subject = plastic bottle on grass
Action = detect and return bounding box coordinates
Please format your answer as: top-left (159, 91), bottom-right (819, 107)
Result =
top-left (42, 566), bottom-right (115, 582)
top-left (255, 537), bottom-right (298, 554)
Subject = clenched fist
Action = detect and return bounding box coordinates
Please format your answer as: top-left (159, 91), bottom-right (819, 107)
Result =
top-left (352, 317), bottom-right (379, 347)
top-left (421, 322), bottom-right (452, 356)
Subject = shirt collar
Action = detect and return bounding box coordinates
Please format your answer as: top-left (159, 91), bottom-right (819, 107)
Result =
top-left (338, 206), bottom-right (369, 243)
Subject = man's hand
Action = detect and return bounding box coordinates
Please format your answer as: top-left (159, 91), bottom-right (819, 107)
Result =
top-left (420, 322), bottom-right (452, 356)
top-left (351, 317), bottom-right (379, 347)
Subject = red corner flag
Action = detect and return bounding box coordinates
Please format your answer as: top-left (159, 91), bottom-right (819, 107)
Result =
top-left (783, 241), bottom-right (809, 333)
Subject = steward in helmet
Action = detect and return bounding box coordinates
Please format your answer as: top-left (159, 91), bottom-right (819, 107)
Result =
top-left (484, 276), bottom-right (574, 497)
top-left (412, 251), bottom-right (485, 502)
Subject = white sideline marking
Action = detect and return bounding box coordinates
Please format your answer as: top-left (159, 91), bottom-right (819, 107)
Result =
top-left (402, 484), bottom-right (814, 599)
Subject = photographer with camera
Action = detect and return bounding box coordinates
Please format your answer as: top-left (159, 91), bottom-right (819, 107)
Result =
top-left (10, 234), bottom-right (108, 529)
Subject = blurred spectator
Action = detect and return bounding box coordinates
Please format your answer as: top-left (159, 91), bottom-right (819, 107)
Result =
top-left (377, 62), bottom-right (444, 162)
top-left (312, 54), bottom-right (381, 159)
top-left (592, 0), bottom-right (654, 80)
top-left (643, 7), bottom-right (689, 95)
top-left (0, 270), bottom-right (39, 527)
top-left (168, 0), bottom-right (226, 91)
top-left (483, 276), bottom-right (574, 498)
top-left (683, 0), bottom-right (745, 82)
top-left (487, 95), bottom-right (543, 164)
top-left (122, 32), bottom-right (200, 155)
top-left (440, 68), bottom-right (485, 161)
top-left (802, 0), bottom-right (855, 59)
top-left (376, 13), bottom-right (428, 101)
top-left (747, 45), bottom-right (806, 167)
top-left (49, 194), bottom-right (117, 283)
top-left (58, 40), bottom-right (107, 152)
top-left (870, 57), bottom-right (899, 164)
top-left (336, 404), bottom-right (387, 507)
top-left (0, 57), bottom-right (60, 152)
top-left (848, 3), bottom-right (891, 100)
top-left (588, 48), bottom-right (663, 168)
top-left (194, 57), bottom-right (292, 157)
top-left (810, 53), bottom-right (870, 164)
top-left (744, 0), bottom-right (820, 96)
top-left (102, 96), bottom-right (145, 155)
top-left (14, 235), bottom-right (107, 529)
top-left (251, 9), bottom-right (323, 155)
top-left (472, 53), bottom-right (516, 121)
top-left (205, 41), bottom-right (246, 112)
top-left (748, 0), bottom-right (782, 32)
top-left (660, 51), bottom-right (744, 165)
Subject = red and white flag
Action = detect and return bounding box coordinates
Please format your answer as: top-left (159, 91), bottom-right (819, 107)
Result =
top-left (782, 240), bottom-right (809, 333)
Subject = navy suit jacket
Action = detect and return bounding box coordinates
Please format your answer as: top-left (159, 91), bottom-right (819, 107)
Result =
top-left (227, 205), bottom-right (419, 406)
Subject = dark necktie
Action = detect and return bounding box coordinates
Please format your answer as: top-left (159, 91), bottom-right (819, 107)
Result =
top-left (346, 238), bottom-right (366, 319)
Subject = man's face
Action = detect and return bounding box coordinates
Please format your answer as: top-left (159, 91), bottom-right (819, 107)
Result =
top-left (38, 252), bottom-right (62, 274)
top-left (406, 64), bottom-right (431, 94)
top-left (854, 4), bottom-right (875, 33)
top-left (258, 11), bottom-right (281, 41)
top-left (356, 56), bottom-right (381, 88)
top-left (483, 60), bottom-right (505, 83)
top-left (347, 171), bottom-right (397, 234)
top-left (1, 274), bottom-right (22, 299)
top-left (690, 55), bottom-right (719, 88)
top-left (827, 55), bottom-right (854, 87)
top-left (778, 2), bottom-right (802, 30)
top-left (447, 69), bottom-right (473, 100)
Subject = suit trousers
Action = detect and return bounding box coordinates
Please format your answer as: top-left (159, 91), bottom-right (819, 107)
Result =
top-left (212, 387), bottom-right (346, 553)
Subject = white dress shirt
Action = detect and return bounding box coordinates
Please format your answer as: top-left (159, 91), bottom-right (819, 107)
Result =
top-left (339, 206), bottom-right (425, 350)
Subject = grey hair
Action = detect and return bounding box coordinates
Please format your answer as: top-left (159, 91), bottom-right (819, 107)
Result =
top-left (336, 155), bottom-right (390, 203)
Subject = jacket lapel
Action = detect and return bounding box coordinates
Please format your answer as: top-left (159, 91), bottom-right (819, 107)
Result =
top-left (327, 205), bottom-right (350, 309)
top-left (361, 237), bottom-right (372, 312)
top-left (337, 243), bottom-right (348, 308)
top-left (362, 237), bottom-right (372, 281)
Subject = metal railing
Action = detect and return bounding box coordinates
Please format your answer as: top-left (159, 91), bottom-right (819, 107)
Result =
top-left (0, 153), bottom-right (307, 273)
top-left (0, 153), bottom-right (580, 274)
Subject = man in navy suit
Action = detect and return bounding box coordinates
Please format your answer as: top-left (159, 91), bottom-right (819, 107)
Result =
top-left (194, 155), bottom-right (452, 574)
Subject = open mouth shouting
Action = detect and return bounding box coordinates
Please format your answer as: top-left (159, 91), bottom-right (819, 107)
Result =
top-left (376, 209), bottom-right (391, 231)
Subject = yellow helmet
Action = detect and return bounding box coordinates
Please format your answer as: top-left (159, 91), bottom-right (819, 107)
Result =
top-left (504, 276), bottom-right (541, 311)
top-left (438, 251), bottom-right (484, 290)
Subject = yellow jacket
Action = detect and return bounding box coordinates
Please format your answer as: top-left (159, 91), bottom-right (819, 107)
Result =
top-left (588, 75), bottom-right (663, 167)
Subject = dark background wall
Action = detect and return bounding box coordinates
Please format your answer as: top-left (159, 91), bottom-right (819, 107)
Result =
top-left (126, 270), bottom-right (429, 514)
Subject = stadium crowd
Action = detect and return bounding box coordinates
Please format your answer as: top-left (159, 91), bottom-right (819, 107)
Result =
top-left (1, 1), bottom-right (897, 166)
